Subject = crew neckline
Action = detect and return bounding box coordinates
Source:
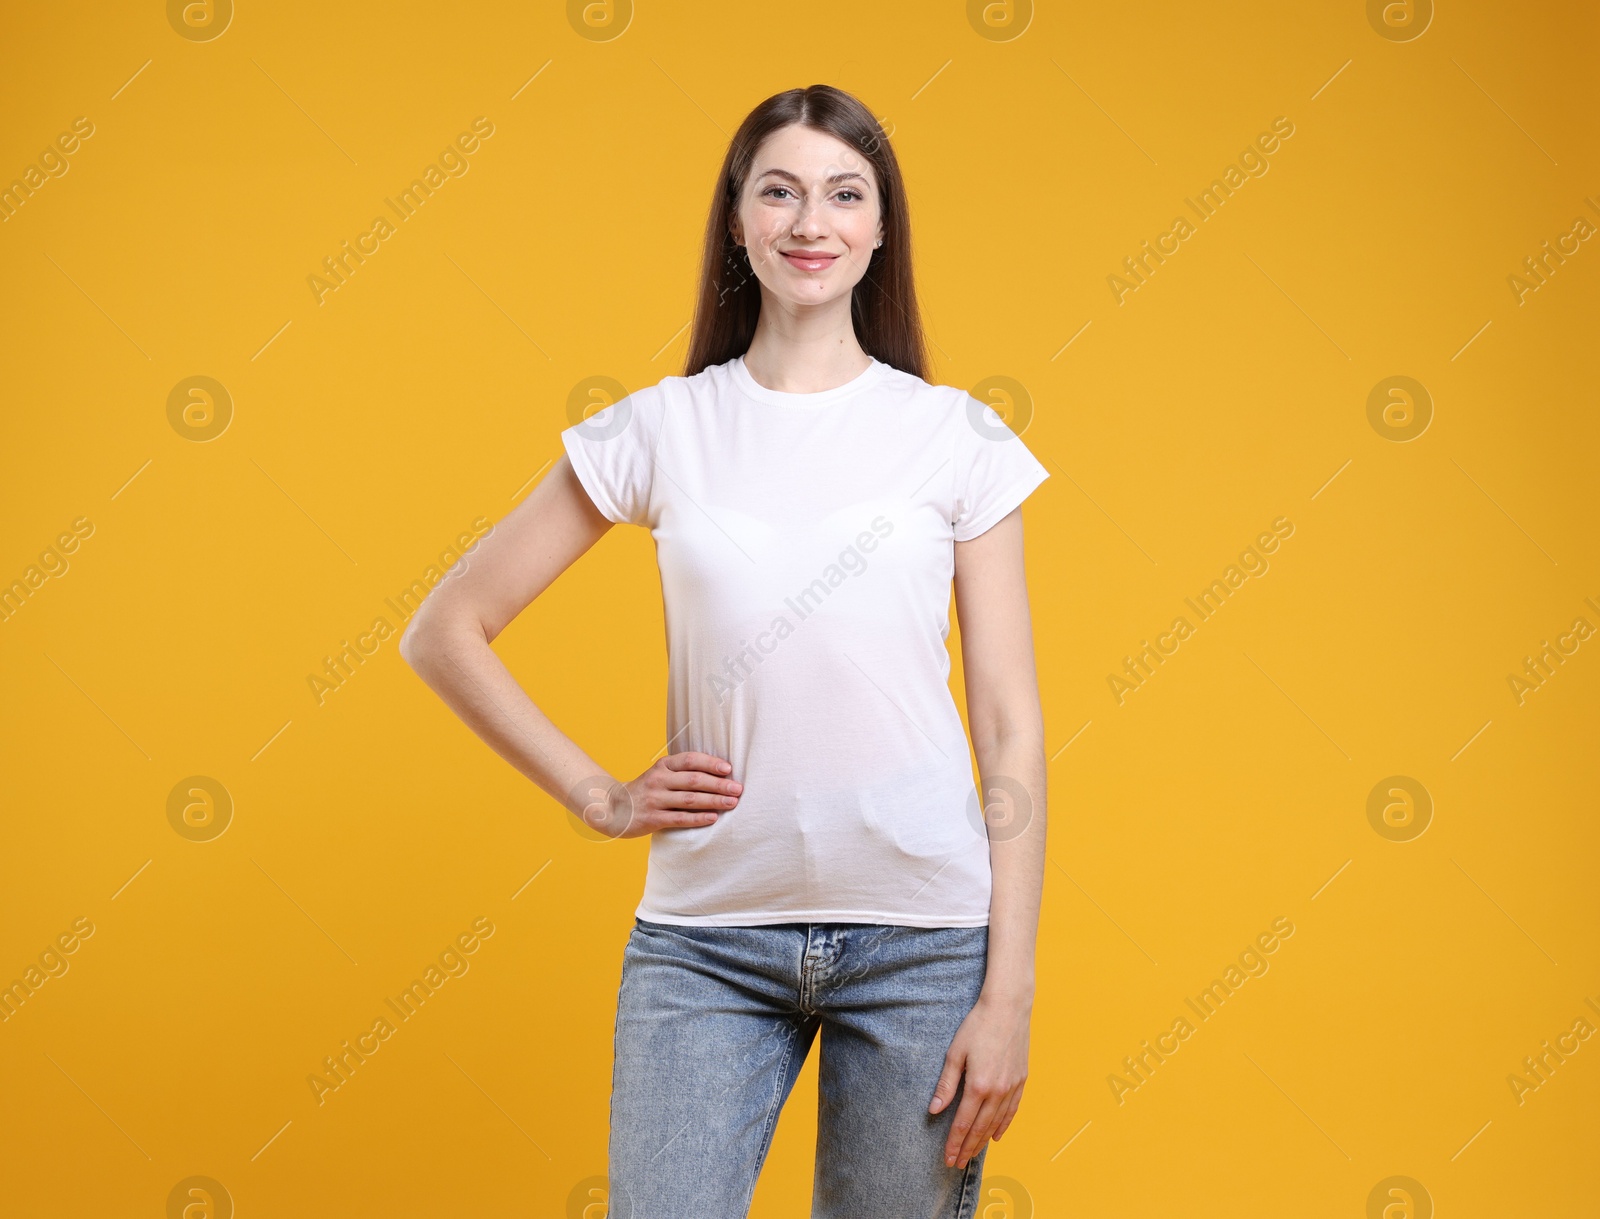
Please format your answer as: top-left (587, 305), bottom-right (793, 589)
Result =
top-left (730, 353), bottom-right (889, 407)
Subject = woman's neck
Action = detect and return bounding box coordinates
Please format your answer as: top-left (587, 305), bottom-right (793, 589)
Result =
top-left (740, 326), bottom-right (871, 395)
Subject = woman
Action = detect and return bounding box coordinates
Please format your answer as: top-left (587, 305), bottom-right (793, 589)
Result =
top-left (400, 84), bottom-right (1049, 1218)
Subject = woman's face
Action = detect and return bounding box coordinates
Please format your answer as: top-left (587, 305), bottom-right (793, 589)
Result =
top-left (731, 123), bottom-right (884, 310)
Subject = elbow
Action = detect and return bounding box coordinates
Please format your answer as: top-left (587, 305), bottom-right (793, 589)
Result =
top-left (397, 620), bottom-right (423, 672)
top-left (970, 716), bottom-right (1045, 760)
top-left (973, 731), bottom-right (1044, 761)
top-left (398, 602), bottom-right (484, 674)
top-left (397, 610), bottom-right (438, 673)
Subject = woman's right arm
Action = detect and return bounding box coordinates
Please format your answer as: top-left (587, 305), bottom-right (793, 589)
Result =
top-left (397, 454), bottom-right (741, 837)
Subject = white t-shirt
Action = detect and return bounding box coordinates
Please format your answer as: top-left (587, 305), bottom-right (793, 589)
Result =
top-left (560, 352), bottom-right (1049, 927)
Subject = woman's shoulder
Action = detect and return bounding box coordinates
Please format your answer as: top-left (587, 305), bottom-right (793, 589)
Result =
top-left (882, 366), bottom-right (1037, 457)
top-left (878, 360), bottom-right (961, 399)
top-left (874, 361), bottom-right (983, 424)
top-left (630, 357), bottom-right (735, 410)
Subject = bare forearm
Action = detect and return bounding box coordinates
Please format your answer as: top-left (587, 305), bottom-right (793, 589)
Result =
top-left (975, 731), bottom-right (1046, 1003)
top-left (401, 618), bottom-right (613, 817)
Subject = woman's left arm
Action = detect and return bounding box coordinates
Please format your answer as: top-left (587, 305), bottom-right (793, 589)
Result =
top-left (929, 505), bottom-right (1047, 1170)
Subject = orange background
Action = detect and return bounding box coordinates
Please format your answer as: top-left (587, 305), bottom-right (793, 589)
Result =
top-left (1, 1), bottom-right (1595, 1215)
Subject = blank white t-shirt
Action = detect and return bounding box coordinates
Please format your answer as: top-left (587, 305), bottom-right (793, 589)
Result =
top-left (560, 352), bottom-right (1049, 927)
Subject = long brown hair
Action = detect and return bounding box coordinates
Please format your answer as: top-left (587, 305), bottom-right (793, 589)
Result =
top-left (682, 85), bottom-right (929, 381)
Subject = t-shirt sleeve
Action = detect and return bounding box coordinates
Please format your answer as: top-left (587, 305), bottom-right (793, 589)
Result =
top-left (558, 382), bottom-right (666, 527)
top-left (950, 393), bottom-right (1050, 541)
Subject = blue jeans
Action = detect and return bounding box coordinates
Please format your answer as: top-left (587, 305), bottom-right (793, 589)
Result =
top-left (607, 917), bottom-right (991, 1218)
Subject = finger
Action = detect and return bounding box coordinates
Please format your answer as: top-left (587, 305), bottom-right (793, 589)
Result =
top-left (928, 1052), bottom-right (965, 1115)
top-left (942, 1087), bottom-right (985, 1167)
top-left (665, 751), bottom-right (733, 777)
top-left (991, 1096), bottom-right (1018, 1141)
top-left (991, 1090), bottom-right (1022, 1141)
top-left (659, 769), bottom-right (742, 797)
top-left (954, 1092), bottom-right (1004, 1168)
top-left (655, 786), bottom-right (739, 812)
top-left (650, 809), bottom-right (723, 830)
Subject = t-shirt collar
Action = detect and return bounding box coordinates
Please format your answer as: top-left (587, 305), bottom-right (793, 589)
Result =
top-left (730, 353), bottom-right (888, 407)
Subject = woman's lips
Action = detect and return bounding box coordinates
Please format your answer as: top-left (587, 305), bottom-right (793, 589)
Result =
top-left (780, 251), bottom-right (839, 272)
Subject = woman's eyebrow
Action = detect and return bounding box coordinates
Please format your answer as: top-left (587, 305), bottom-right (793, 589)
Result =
top-left (754, 167), bottom-right (871, 188)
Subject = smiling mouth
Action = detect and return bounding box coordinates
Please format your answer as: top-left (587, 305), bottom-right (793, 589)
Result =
top-left (780, 250), bottom-right (839, 270)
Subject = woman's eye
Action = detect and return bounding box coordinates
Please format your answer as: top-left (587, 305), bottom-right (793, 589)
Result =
top-left (836, 190), bottom-right (861, 203)
top-left (763, 186), bottom-right (793, 200)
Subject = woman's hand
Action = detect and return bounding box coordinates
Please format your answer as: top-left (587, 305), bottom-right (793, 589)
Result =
top-left (572, 752), bottom-right (741, 839)
top-left (929, 988), bottom-right (1032, 1170)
